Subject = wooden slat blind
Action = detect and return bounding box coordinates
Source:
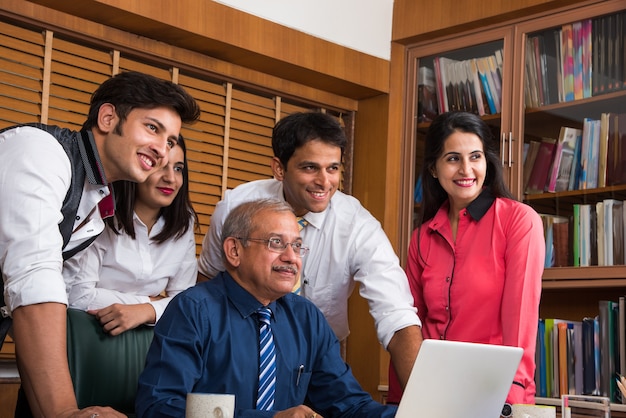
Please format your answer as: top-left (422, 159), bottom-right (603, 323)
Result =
top-left (226, 87), bottom-right (276, 190)
top-left (177, 73), bottom-right (228, 250)
top-left (0, 21), bottom-right (45, 126)
top-left (0, 19), bottom-right (350, 255)
top-left (48, 35), bottom-right (112, 129)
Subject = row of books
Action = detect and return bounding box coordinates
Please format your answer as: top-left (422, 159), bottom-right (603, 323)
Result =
top-left (540, 199), bottom-right (626, 268)
top-left (417, 49), bottom-right (504, 122)
top-left (536, 298), bottom-right (626, 403)
top-left (523, 112), bottom-right (626, 195)
top-left (525, 12), bottom-right (626, 108)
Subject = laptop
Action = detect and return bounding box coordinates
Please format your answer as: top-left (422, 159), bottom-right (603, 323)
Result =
top-left (396, 339), bottom-right (523, 418)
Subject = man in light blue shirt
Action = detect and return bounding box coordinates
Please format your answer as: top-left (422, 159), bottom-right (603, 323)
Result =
top-left (136, 199), bottom-right (396, 417)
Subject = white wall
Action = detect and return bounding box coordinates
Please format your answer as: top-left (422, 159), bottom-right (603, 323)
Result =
top-left (213, 0), bottom-right (393, 60)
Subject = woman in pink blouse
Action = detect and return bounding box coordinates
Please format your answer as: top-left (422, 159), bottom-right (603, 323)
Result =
top-left (388, 111), bottom-right (544, 405)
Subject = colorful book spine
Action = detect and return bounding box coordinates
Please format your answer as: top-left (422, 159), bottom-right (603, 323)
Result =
top-left (562, 23), bottom-right (575, 102)
top-left (476, 58), bottom-right (497, 115)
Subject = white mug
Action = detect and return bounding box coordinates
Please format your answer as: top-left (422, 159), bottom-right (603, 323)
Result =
top-left (511, 404), bottom-right (556, 418)
top-left (185, 393), bottom-right (235, 418)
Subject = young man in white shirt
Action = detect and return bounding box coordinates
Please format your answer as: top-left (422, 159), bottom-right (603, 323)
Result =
top-left (198, 111), bottom-right (422, 391)
top-left (0, 71), bottom-right (200, 418)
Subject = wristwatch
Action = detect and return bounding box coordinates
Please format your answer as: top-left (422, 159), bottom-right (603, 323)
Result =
top-left (501, 403), bottom-right (512, 418)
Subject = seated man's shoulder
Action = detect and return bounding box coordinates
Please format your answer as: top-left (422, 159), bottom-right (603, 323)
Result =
top-left (279, 294), bottom-right (329, 326)
top-left (177, 278), bottom-right (226, 306)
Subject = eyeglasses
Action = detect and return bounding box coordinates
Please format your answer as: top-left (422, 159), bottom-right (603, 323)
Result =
top-left (236, 237), bottom-right (309, 257)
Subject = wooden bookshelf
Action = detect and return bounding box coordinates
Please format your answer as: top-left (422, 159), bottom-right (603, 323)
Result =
top-left (396, 0), bottom-right (626, 408)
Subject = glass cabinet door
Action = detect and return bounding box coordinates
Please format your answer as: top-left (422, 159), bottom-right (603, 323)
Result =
top-left (403, 27), bottom-right (515, 237)
top-left (516, 3), bottom-right (626, 275)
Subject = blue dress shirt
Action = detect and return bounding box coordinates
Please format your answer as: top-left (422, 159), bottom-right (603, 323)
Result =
top-left (136, 272), bottom-right (396, 418)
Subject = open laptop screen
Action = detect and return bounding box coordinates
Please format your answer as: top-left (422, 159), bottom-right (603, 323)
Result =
top-left (396, 339), bottom-right (523, 418)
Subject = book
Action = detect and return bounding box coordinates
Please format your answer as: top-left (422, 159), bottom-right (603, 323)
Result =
top-left (603, 199), bottom-right (621, 266)
top-left (554, 28), bottom-right (564, 102)
top-left (433, 57), bottom-right (449, 113)
top-left (572, 204), bottom-right (580, 267)
top-left (579, 204), bottom-right (596, 266)
top-left (526, 137), bottom-right (557, 194)
top-left (523, 140), bottom-right (542, 191)
top-left (558, 321), bottom-right (570, 396)
top-left (545, 318), bottom-right (569, 397)
top-left (487, 54), bottom-right (502, 113)
top-left (606, 113), bottom-right (626, 186)
top-left (610, 200), bottom-right (624, 266)
top-left (598, 113), bottom-right (610, 188)
top-left (542, 214), bottom-right (555, 268)
top-left (417, 66), bottom-right (438, 122)
top-left (607, 14), bottom-right (615, 91)
top-left (592, 17), bottom-right (600, 95)
top-left (568, 128), bottom-right (583, 191)
top-left (598, 300), bottom-right (616, 400)
top-left (617, 296), bottom-right (626, 404)
top-left (582, 19), bottom-right (593, 98)
top-left (582, 316), bottom-right (598, 395)
top-left (542, 29), bottom-right (560, 105)
top-left (546, 126), bottom-right (582, 192)
top-left (589, 204), bottom-right (598, 267)
top-left (525, 37), bottom-right (540, 108)
top-left (532, 35), bottom-right (546, 106)
top-left (572, 21), bottom-right (583, 100)
top-left (467, 59), bottom-right (485, 116)
top-left (573, 321), bottom-right (584, 395)
top-left (552, 216), bottom-right (569, 267)
top-left (598, 16), bottom-right (607, 94)
top-left (586, 119), bottom-right (602, 189)
top-left (596, 201), bottom-right (605, 266)
top-left (476, 56), bottom-right (497, 114)
top-left (537, 318), bottom-right (548, 397)
top-left (561, 23), bottom-right (575, 102)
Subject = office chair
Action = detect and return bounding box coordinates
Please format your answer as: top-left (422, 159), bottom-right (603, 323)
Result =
top-left (66, 308), bottom-right (154, 416)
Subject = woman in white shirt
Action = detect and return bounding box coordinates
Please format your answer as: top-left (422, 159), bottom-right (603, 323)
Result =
top-left (63, 136), bottom-right (198, 335)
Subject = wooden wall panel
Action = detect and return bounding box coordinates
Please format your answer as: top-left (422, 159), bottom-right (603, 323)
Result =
top-left (392, 0), bottom-right (596, 43)
top-left (25, 0), bottom-right (389, 99)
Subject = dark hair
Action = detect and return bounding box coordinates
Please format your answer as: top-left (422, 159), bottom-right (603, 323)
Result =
top-left (107, 135), bottom-right (198, 243)
top-left (419, 111), bottom-right (513, 224)
top-left (272, 111), bottom-right (346, 166)
top-left (82, 71), bottom-right (200, 130)
top-left (221, 199), bottom-right (294, 262)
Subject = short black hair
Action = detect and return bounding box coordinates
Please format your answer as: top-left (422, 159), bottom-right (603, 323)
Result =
top-left (82, 71), bottom-right (200, 130)
top-left (272, 111), bottom-right (346, 167)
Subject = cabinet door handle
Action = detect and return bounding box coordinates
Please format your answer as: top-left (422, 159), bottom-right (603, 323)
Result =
top-left (501, 132), bottom-right (506, 166)
top-left (508, 132), bottom-right (513, 168)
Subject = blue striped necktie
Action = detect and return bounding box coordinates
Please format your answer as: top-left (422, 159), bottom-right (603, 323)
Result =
top-left (256, 307), bottom-right (276, 410)
top-left (292, 217), bottom-right (308, 295)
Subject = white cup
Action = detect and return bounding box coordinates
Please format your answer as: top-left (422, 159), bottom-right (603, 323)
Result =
top-left (511, 404), bottom-right (556, 418)
top-left (185, 393), bottom-right (235, 418)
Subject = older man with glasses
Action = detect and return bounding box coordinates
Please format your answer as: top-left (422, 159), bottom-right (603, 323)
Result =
top-left (136, 198), bottom-right (397, 418)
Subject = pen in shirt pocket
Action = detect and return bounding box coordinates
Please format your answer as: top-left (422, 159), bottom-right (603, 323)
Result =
top-left (296, 364), bottom-right (304, 386)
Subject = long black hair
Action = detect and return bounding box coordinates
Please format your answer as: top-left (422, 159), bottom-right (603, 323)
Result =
top-left (418, 111), bottom-right (513, 225)
top-left (106, 135), bottom-right (198, 243)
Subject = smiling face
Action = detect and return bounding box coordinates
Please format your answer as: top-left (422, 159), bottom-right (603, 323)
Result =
top-left (97, 105), bottom-right (182, 183)
top-left (135, 144), bottom-right (184, 215)
top-left (433, 131), bottom-right (486, 214)
top-left (272, 139), bottom-right (341, 217)
top-left (228, 209), bottom-right (303, 305)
